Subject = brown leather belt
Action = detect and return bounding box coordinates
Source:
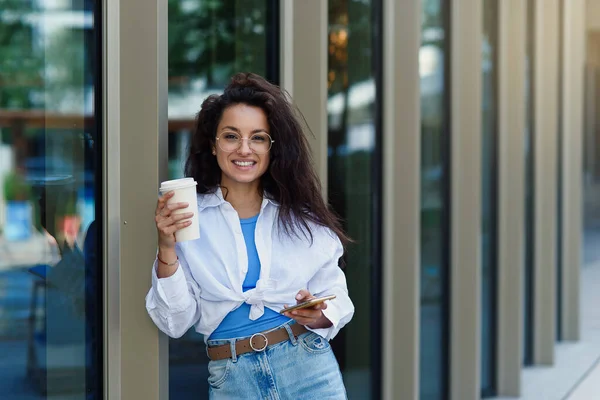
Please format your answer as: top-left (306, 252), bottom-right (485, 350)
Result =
top-left (207, 324), bottom-right (308, 361)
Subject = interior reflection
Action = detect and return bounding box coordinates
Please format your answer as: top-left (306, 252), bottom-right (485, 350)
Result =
top-left (419, 0), bottom-right (450, 399)
top-left (0, 1), bottom-right (100, 398)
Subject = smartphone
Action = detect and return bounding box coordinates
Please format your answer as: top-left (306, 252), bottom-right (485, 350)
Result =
top-left (279, 294), bottom-right (337, 314)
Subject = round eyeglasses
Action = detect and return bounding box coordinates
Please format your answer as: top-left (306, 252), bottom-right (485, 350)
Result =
top-left (216, 132), bottom-right (274, 154)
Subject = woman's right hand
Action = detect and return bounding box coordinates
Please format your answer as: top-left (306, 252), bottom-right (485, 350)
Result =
top-left (155, 191), bottom-right (194, 250)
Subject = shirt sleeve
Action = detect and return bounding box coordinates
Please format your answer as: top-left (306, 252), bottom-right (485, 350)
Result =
top-left (145, 245), bottom-right (202, 338)
top-left (306, 231), bottom-right (354, 340)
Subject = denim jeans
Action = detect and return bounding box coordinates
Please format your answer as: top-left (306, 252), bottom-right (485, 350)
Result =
top-left (206, 322), bottom-right (347, 399)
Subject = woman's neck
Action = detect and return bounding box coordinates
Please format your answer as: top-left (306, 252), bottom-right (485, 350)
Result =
top-left (220, 179), bottom-right (262, 219)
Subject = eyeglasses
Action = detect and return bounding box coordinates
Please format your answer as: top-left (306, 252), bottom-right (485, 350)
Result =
top-left (216, 132), bottom-right (274, 154)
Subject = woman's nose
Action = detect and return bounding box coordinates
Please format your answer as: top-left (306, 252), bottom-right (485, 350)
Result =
top-left (237, 138), bottom-right (252, 154)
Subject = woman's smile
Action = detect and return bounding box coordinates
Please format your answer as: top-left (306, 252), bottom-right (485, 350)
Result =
top-left (232, 159), bottom-right (257, 169)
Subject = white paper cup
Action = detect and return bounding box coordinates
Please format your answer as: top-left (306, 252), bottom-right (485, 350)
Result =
top-left (159, 178), bottom-right (200, 242)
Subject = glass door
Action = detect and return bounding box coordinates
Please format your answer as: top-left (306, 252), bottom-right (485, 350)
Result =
top-left (166, 1), bottom-right (278, 398)
top-left (327, 0), bottom-right (383, 398)
top-left (0, 0), bottom-right (103, 398)
top-left (481, 0), bottom-right (499, 396)
top-left (419, 0), bottom-right (451, 398)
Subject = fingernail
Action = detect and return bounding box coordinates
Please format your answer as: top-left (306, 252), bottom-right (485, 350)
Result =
top-left (296, 294), bottom-right (302, 300)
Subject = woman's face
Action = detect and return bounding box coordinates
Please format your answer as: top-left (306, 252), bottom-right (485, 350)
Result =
top-left (214, 104), bottom-right (271, 189)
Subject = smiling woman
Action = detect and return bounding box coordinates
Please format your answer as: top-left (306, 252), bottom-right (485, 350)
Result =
top-left (147, 72), bottom-right (354, 399)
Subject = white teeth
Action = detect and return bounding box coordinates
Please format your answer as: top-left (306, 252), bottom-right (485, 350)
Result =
top-left (234, 161), bottom-right (254, 167)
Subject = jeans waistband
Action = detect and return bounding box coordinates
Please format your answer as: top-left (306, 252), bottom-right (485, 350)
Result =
top-left (206, 321), bottom-right (303, 362)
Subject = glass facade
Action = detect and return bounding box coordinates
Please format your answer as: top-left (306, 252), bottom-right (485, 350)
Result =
top-left (419, 0), bottom-right (450, 399)
top-left (0, 0), bottom-right (102, 398)
top-left (166, 1), bottom-right (278, 398)
top-left (327, 0), bottom-right (382, 398)
top-left (0, 1), bottom-right (583, 397)
top-left (523, 0), bottom-right (536, 366)
top-left (481, 0), bottom-right (499, 395)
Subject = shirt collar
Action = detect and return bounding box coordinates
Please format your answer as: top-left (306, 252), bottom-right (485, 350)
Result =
top-left (198, 186), bottom-right (280, 210)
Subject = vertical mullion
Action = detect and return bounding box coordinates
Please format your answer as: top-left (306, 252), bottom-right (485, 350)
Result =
top-left (104, 0), bottom-right (122, 397)
top-left (532, 0), bottom-right (559, 366)
top-left (382, 0), bottom-right (421, 398)
top-left (286, 0), bottom-right (328, 192)
top-left (496, 0), bottom-right (526, 395)
top-left (449, 0), bottom-right (483, 399)
top-left (106, 0), bottom-right (168, 398)
top-left (561, 0), bottom-right (585, 342)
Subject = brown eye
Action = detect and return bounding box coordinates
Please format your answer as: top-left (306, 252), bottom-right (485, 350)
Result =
top-left (251, 134), bottom-right (267, 143)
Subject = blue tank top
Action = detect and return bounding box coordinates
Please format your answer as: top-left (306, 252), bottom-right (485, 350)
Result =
top-left (209, 214), bottom-right (291, 340)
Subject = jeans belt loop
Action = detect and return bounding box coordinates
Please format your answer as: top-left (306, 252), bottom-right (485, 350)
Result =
top-left (283, 323), bottom-right (298, 346)
top-left (229, 340), bottom-right (238, 363)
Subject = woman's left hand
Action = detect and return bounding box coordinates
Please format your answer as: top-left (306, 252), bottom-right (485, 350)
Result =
top-left (282, 289), bottom-right (333, 329)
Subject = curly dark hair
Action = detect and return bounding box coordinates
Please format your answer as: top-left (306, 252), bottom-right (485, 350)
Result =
top-left (185, 72), bottom-right (350, 248)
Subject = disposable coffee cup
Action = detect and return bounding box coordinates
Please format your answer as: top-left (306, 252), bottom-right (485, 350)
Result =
top-left (159, 178), bottom-right (200, 242)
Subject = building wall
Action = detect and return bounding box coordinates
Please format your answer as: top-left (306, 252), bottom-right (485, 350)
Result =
top-left (0, 1), bottom-right (591, 399)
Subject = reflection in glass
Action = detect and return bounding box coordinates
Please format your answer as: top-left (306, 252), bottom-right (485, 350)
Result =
top-left (523, 0), bottom-right (536, 366)
top-left (167, 1), bottom-right (276, 398)
top-left (167, 0), bottom-right (276, 180)
top-left (481, 0), bottom-right (498, 396)
top-left (0, 1), bottom-right (101, 398)
top-left (420, 0), bottom-right (450, 399)
top-left (327, 0), bottom-right (381, 398)
top-left (583, 41), bottom-right (600, 265)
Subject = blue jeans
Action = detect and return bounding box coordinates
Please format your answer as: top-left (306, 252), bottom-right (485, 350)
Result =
top-left (206, 322), bottom-right (347, 399)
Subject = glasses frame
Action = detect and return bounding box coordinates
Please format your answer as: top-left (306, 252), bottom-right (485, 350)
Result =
top-left (215, 132), bottom-right (275, 154)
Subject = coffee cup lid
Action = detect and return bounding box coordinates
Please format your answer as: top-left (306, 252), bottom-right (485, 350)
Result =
top-left (160, 178), bottom-right (197, 192)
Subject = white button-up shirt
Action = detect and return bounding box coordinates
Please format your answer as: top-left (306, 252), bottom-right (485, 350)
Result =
top-left (145, 188), bottom-right (354, 341)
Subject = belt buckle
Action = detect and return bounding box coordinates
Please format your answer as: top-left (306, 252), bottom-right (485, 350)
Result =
top-left (249, 332), bottom-right (268, 352)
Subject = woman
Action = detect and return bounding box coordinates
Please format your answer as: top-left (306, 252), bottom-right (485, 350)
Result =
top-left (146, 73), bottom-right (354, 399)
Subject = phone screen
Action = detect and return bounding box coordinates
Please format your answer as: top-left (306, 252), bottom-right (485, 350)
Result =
top-left (279, 295), bottom-right (336, 314)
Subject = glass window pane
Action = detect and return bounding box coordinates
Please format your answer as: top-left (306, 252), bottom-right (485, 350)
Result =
top-left (481, 0), bottom-right (499, 396)
top-left (0, 1), bottom-right (102, 398)
top-left (420, 0), bottom-right (450, 399)
top-left (327, 0), bottom-right (382, 398)
top-left (167, 1), bottom-right (277, 398)
top-left (523, 0), bottom-right (536, 366)
top-left (583, 58), bottom-right (600, 265)
top-left (583, 25), bottom-right (600, 266)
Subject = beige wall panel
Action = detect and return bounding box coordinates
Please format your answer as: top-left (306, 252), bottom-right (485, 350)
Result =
top-left (280, 0), bottom-right (294, 95)
top-left (381, 0), bottom-right (421, 399)
top-left (496, 0), bottom-right (526, 395)
top-left (450, 0), bottom-right (483, 399)
top-left (280, 0), bottom-right (328, 192)
top-left (587, 0), bottom-right (600, 30)
top-left (533, 0), bottom-right (559, 366)
top-left (105, 0), bottom-right (168, 398)
top-left (561, 0), bottom-right (585, 341)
